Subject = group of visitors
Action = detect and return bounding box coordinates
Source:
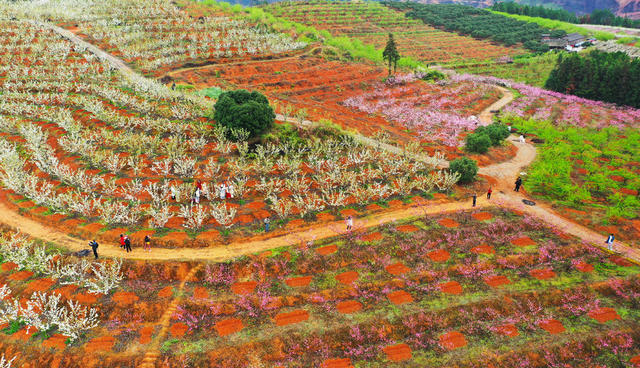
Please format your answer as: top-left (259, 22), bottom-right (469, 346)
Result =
top-left (170, 180), bottom-right (235, 205)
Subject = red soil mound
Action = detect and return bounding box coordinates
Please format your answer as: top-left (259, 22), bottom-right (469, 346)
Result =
top-left (72, 292), bottom-right (103, 304)
top-left (158, 286), bottom-right (174, 298)
top-left (111, 291), bottom-right (139, 307)
top-left (575, 261), bottom-right (594, 272)
top-left (383, 343), bottom-right (412, 362)
top-left (336, 300), bottom-right (362, 314)
top-left (387, 290), bottom-right (413, 305)
top-left (396, 224), bottom-right (419, 233)
top-left (215, 318), bottom-right (244, 336)
top-left (193, 286), bottom-right (208, 299)
top-left (0, 262), bottom-right (18, 272)
top-left (335, 271), bottom-right (359, 285)
top-left (471, 244), bottom-right (494, 254)
top-left (529, 268), bottom-right (556, 280)
top-left (439, 331), bottom-right (467, 350)
top-left (42, 334), bottom-right (68, 350)
top-left (495, 324), bottom-right (519, 337)
top-left (231, 281), bottom-right (257, 295)
top-left (159, 230), bottom-right (189, 245)
top-left (8, 270), bottom-right (33, 281)
top-left (588, 307), bottom-right (620, 323)
top-left (427, 249), bottom-right (450, 262)
top-left (316, 244), bottom-right (338, 255)
top-left (511, 237), bottom-right (536, 247)
top-left (12, 327), bottom-right (36, 341)
top-left (170, 322), bottom-right (188, 338)
top-left (538, 319), bottom-right (565, 334)
top-left (362, 232), bottom-right (383, 242)
top-left (285, 276), bottom-right (312, 287)
top-left (24, 278), bottom-right (56, 294)
top-left (275, 309), bottom-right (309, 326)
top-left (385, 263), bottom-right (410, 275)
top-left (484, 275), bottom-right (511, 288)
top-left (439, 281), bottom-right (463, 295)
top-left (85, 336), bottom-right (115, 353)
top-left (471, 212), bottom-right (493, 221)
top-left (322, 358), bottom-right (353, 368)
top-left (139, 326), bottom-right (154, 344)
top-left (438, 218), bottom-right (459, 228)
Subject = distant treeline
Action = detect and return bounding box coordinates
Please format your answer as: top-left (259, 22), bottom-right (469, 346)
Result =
top-left (545, 50), bottom-right (640, 108)
top-left (383, 2), bottom-right (561, 52)
top-left (492, 2), bottom-right (640, 29)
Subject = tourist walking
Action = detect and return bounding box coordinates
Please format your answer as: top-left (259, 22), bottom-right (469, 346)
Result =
top-left (264, 217), bottom-right (270, 232)
top-left (472, 193), bottom-right (477, 207)
top-left (170, 184), bottom-right (177, 201)
top-left (487, 187), bottom-right (492, 200)
top-left (227, 182), bottom-right (235, 199)
top-left (605, 233), bottom-right (615, 251)
top-left (124, 235), bottom-right (132, 253)
top-left (201, 182), bottom-right (209, 199)
top-left (346, 215), bottom-right (353, 231)
top-left (194, 187), bottom-right (201, 204)
top-left (144, 235), bottom-right (151, 252)
top-left (89, 240), bottom-right (99, 259)
top-left (219, 183), bottom-right (226, 200)
top-left (225, 181), bottom-right (232, 199)
top-left (119, 234), bottom-right (125, 249)
top-left (514, 177), bottom-right (522, 192)
top-left (519, 134), bottom-right (525, 143)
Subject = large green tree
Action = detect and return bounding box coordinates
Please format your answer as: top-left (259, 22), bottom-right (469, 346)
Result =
top-left (382, 33), bottom-right (400, 76)
top-left (212, 89), bottom-right (275, 139)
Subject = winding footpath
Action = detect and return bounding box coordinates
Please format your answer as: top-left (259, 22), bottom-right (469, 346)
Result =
top-left (2, 20), bottom-right (635, 265)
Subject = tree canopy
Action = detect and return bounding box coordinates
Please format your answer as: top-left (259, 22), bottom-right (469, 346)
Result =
top-left (382, 33), bottom-right (400, 76)
top-left (545, 50), bottom-right (640, 108)
top-left (212, 90), bottom-right (275, 139)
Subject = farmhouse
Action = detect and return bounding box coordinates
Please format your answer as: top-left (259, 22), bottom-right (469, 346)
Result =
top-left (544, 32), bottom-right (587, 49)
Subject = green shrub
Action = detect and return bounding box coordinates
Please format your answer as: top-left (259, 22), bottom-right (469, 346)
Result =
top-left (449, 157), bottom-right (478, 183)
top-left (476, 123), bottom-right (510, 146)
top-left (465, 132), bottom-right (492, 153)
top-left (197, 87), bottom-right (223, 99)
top-left (212, 90), bottom-right (275, 139)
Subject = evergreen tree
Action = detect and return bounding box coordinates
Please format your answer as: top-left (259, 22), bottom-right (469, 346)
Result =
top-left (382, 33), bottom-right (400, 76)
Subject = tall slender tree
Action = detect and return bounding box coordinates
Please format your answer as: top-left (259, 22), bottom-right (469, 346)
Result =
top-left (383, 33), bottom-right (400, 76)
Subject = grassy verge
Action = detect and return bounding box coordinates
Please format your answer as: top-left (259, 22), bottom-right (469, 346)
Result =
top-left (490, 10), bottom-right (617, 41)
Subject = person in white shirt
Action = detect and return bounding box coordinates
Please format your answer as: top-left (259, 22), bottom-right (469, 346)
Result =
top-left (219, 183), bottom-right (226, 200)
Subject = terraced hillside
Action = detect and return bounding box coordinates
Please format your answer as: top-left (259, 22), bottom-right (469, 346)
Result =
top-left (263, 0), bottom-right (528, 65)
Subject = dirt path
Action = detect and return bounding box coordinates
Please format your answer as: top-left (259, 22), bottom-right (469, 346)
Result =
top-left (32, 20), bottom-right (137, 76)
top-left (0, 198), bottom-right (491, 261)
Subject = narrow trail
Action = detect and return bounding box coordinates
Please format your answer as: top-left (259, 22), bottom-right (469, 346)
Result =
top-left (32, 20), bottom-right (137, 76)
top-left (138, 264), bottom-right (202, 368)
top-left (10, 20), bottom-right (638, 265)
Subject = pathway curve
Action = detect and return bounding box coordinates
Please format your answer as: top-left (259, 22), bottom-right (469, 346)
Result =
top-left (6, 20), bottom-right (637, 265)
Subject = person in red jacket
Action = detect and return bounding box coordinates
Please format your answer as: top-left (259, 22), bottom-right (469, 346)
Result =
top-left (119, 234), bottom-right (125, 249)
top-left (487, 187), bottom-right (492, 200)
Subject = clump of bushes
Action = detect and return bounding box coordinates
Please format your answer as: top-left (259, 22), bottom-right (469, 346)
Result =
top-left (465, 122), bottom-right (510, 153)
top-left (211, 89), bottom-right (275, 139)
top-left (449, 157), bottom-right (478, 183)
